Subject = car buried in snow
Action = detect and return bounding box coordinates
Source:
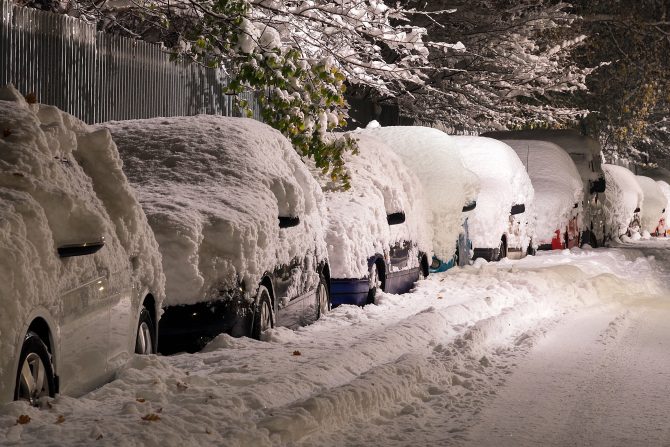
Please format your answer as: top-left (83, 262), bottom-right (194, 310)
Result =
top-left (360, 125), bottom-right (480, 272)
top-left (0, 86), bottom-right (165, 405)
top-left (635, 175), bottom-right (668, 238)
top-left (602, 164), bottom-right (643, 239)
top-left (501, 139), bottom-right (584, 251)
top-left (104, 115), bottom-right (331, 354)
top-left (450, 136), bottom-right (535, 261)
top-left (311, 133), bottom-right (432, 306)
top-left (483, 129), bottom-right (608, 247)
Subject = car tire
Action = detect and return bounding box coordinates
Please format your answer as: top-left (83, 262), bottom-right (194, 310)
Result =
top-left (135, 307), bottom-right (156, 355)
top-left (14, 332), bottom-right (55, 406)
top-left (315, 273), bottom-right (331, 320)
top-left (366, 263), bottom-right (383, 305)
top-left (497, 237), bottom-right (507, 261)
top-left (252, 286), bottom-right (273, 340)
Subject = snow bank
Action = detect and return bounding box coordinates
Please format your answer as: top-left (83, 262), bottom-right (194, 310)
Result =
top-left (451, 136), bottom-right (535, 250)
top-left (103, 116), bottom-right (327, 306)
top-left (0, 85), bottom-right (164, 400)
top-left (504, 140), bottom-right (583, 242)
top-left (602, 164), bottom-right (643, 237)
top-left (359, 125), bottom-right (478, 262)
top-left (635, 175), bottom-right (667, 233)
top-left (312, 133), bottom-right (432, 279)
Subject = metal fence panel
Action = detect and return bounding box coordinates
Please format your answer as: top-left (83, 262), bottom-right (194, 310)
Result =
top-left (0, 0), bottom-right (260, 124)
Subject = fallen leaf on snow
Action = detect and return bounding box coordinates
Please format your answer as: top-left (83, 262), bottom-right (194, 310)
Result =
top-left (136, 398), bottom-right (146, 403)
top-left (292, 350), bottom-right (301, 356)
top-left (55, 415), bottom-right (65, 424)
top-left (16, 415), bottom-right (31, 425)
top-left (141, 413), bottom-right (161, 422)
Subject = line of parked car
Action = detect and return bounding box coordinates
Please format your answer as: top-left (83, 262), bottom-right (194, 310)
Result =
top-left (3, 84), bottom-right (669, 407)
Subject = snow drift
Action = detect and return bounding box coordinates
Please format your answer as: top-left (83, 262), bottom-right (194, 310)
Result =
top-left (602, 164), bottom-right (643, 237)
top-left (451, 136), bottom-right (535, 251)
top-left (312, 133), bottom-right (432, 279)
top-left (0, 84), bottom-right (164, 401)
top-left (359, 125), bottom-right (479, 263)
top-left (504, 140), bottom-right (583, 243)
top-left (103, 116), bottom-right (327, 307)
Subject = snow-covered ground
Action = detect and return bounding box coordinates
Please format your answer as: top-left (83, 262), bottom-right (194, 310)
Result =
top-left (1, 242), bottom-right (669, 446)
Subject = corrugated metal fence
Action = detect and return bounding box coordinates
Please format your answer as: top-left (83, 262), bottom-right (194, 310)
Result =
top-left (0, 0), bottom-right (261, 123)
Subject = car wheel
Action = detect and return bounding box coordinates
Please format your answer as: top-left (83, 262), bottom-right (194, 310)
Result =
top-left (497, 237), bottom-right (507, 261)
top-left (316, 274), bottom-right (331, 320)
top-left (366, 263), bottom-right (383, 305)
top-left (135, 307), bottom-right (156, 355)
top-left (252, 286), bottom-right (273, 340)
top-left (14, 332), bottom-right (55, 406)
top-left (454, 246), bottom-right (460, 267)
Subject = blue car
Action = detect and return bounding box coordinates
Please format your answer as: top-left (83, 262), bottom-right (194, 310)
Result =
top-left (314, 133), bottom-right (433, 306)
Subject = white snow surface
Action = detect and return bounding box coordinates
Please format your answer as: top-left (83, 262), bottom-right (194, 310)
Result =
top-left (635, 175), bottom-right (667, 233)
top-left (102, 116), bottom-right (327, 307)
top-left (504, 140), bottom-right (583, 242)
top-left (451, 136), bottom-right (535, 249)
top-left (602, 164), bottom-right (643, 237)
top-left (0, 243), bottom-right (663, 446)
top-left (359, 125), bottom-right (479, 262)
top-left (312, 133), bottom-right (432, 279)
top-left (0, 85), bottom-right (164, 400)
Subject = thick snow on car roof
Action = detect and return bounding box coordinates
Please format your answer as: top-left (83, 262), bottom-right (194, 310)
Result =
top-left (635, 175), bottom-right (668, 234)
top-left (482, 129), bottom-right (602, 182)
top-left (451, 136), bottom-right (534, 249)
top-left (359, 125), bottom-right (478, 262)
top-left (504, 140), bottom-right (583, 241)
top-left (0, 85), bottom-right (164, 400)
top-left (312, 133), bottom-right (432, 279)
top-left (602, 164), bottom-right (643, 237)
top-left (104, 115), bottom-right (327, 307)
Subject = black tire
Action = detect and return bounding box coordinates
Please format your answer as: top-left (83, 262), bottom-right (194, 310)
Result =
top-left (14, 332), bottom-right (55, 406)
top-left (496, 237), bottom-right (507, 261)
top-left (135, 307), bottom-right (156, 355)
top-left (315, 273), bottom-right (331, 320)
top-left (527, 242), bottom-right (537, 256)
top-left (252, 286), bottom-right (273, 340)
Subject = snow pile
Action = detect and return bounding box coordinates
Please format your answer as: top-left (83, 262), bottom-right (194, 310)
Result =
top-left (359, 125), bottom-right (479, 262)
top-left (504, 140), bottom-right (583, 242)
top-left (635, 175), bottom-right (667, 233)
top-left (0, 245), bottom-right (662, 445)
top-left (0, 85), bottom-right (164, 401)
top-left (103, 116), bottom-right (327, 306)
top-left (313, 133), bottom-right (432, 279)
top-left (451, 136), bottom-right (535, 250)
top-left (602, 164), bottom-right (643, 237)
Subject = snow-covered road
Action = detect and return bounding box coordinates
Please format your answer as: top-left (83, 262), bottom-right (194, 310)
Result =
top-left (1, 241), bottom-right (668, 446)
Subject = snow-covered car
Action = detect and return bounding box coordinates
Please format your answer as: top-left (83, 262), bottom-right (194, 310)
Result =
top-left (0, 86), bottom-right (165, 405)
top-left (104, 116), bottom-right (329, 354)
top-left (483, 129), bottom-right (608, 246)
top-left (503, 140), bottom-right (584, 250)
top-left (360, 125), bottom-right (479, 272)
top-left (656, 180), bottom-right (670, 236)
top-left (635, 175), bottom-right (668, 237)
top-left (451, 136), bottom-right (535, 261)
top-left (312, 133), bottom-right (432, 306)
top-left (602, 164), bottom-right (643, 239)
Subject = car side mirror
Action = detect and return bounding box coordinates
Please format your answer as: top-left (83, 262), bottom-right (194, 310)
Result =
top-left (510, 204), bottom-right (525, 215)
top-left (590, 177), bottom-right (606, 194)
top-left (278, 216), bottom-right (300, 228)
top-left (462, 201), bottom-right (477, 213)
top-left (58, 239), bottom-right (105, 258)
top-left (387, 212), bottom-right (406, 225)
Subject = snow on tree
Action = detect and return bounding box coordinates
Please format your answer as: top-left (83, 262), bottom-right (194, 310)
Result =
top-left (391, 0), bottom-right (593, 130)
top-left (59, 0), bottom-right (441, 187)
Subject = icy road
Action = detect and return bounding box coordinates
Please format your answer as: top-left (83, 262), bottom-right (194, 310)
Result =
top-left (1, 241), bottom-right (669, 446)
